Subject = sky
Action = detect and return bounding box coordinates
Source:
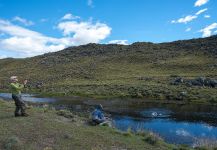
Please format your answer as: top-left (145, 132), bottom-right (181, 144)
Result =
top-left (0, 0), bottom-right (217, 58)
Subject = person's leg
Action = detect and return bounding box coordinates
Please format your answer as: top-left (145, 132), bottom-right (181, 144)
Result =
top-left (15, 104), bottom-right (20, 117)
top-left (12, 94), bottom-right (21, 117)
top-left (17, 95), bottom-right (28, 116)
top-left (20, 105), bottom-right (28, 116)
top-left (99, 120), bottom-right (112, 127)
top-left (93, 119), bottom-right (104, 124)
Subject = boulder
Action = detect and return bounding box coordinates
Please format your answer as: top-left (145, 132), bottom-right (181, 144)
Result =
top-left (195, 77), bottom-right (206, 86)
top-left (171, 76), bottom-right (217, 88)
top-left (171, 77), bottom-right (184, 85)
top-left (189, 80), bottom-right (203, 86)
top-left (206, 79), bottom-right (217, 88)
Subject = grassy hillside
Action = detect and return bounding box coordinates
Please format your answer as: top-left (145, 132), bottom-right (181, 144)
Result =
top-left (0, 36), bottom-right (216, 103)
top-left (0, 99), bottom-right (177, 150)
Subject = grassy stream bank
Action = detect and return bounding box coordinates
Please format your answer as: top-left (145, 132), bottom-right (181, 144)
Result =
top-left (0, 99), bottom-right (179, 150)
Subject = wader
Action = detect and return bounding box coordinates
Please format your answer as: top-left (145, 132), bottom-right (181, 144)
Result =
top-left (12, 94), bottom-right (26, 116)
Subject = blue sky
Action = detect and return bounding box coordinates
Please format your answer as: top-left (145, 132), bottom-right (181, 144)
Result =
top-left (0, 0), bottom-right (217, 58)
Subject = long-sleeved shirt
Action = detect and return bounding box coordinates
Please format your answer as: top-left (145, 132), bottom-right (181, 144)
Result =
top-left (91, 109), bottom-right (105, 122)
top-left (10, 82), bottom-right (24, 95)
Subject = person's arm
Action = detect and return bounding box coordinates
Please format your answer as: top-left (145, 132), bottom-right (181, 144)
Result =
top-left (92, 110), bottom-right (98, 120)
top-left (23, 80), bottom-right (28, 87)
top-left (98, 111), bottom-right (106, 121)
top-left (10, 83), bottom-right (24, 90)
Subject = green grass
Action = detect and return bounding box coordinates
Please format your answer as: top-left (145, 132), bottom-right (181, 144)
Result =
top-left (0, 99), bottom-right (177, 150)
top-left (0, 36), bottom-right (216, 103)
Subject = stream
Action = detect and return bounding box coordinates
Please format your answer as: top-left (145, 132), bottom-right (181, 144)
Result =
top-left (1, 93), bottom-right (217, 147)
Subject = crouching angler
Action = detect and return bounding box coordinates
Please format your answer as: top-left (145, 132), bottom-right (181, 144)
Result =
top-left (91, 104), bottom-right (111, 126)
top-left (10, 76), bottom-right (29, 117)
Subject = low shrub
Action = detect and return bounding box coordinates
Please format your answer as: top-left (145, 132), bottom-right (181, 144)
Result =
top-left (56, 109), bottom-right (74, 118)
top-left (143, 132), bottom-right (162, 145)
top-left (4, 136), bottom-right (22, 150)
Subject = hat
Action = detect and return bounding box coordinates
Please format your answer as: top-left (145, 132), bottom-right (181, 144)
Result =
top-left (10, 76), bottom-right (17, 81)
top-left (96, 104), bottom-right (103, 110)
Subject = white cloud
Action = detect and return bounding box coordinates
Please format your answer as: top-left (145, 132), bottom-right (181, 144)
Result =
top-left (0, 37), bottom-right (66, 56)
top-left (0, 19), bottom-right (42, 38)
top-left (108, 40), bottom-right (128, 45)
top-left (171, 8), bottom-right (207, 24)
top-left (199, 23), bottom-right (217, 37)
top-left (61, 13), bottom-right (80, 20)
top-left (40, 18), bottom-right (48, 22)
top-left (0, 19), bottom-right (69, 57)
top-left (185, 27), bottom-right (191, 32)
top-left (57, 20), bottom-right (111, 45)
top-left (0, 55), bottom-right (7, 59)
top-left (12, 16), bottom-right (34, 26)
top-left (195, 0), bottom-right (209, 7)
top-left (87, 0), bottom-right (93, 7)
top-left (203, 124), bottom-right (213, 131)
top-left (195, 8), bottom-right (208, 15)
top-left (0, 17), bottom-right (112, 57)
top-left (214, 30), bottom-right (217, 33)
top-left (171, 15), bottom-right (197, 24)
top-left (176, 129), bottom-right (191, 137)
top-left (204, 15), bottom-right (211, 18)
top-left (0, 32), bottom-right (5, 36)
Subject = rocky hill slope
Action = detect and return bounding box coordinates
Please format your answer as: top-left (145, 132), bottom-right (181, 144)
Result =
top-left (0, 35), bottom-right (216, 102)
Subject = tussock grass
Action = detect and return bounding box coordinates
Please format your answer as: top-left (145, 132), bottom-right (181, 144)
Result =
top-left (0, 99), bottom-right (177, 150)
top-left (0, 36), bottom-right (216, 103)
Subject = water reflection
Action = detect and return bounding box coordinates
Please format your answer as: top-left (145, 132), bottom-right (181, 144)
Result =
top-left (140, 108), bottom-right (172, 118)
top-left (1, 93), bottom-right (217, 146)
top-left (113, 116), bottom-right (217, 146)
top-left (0, 93), bottom-right (55, 103)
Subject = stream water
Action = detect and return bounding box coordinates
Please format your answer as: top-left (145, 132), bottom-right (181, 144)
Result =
top-left (1, 93), bottom-right (217, 147)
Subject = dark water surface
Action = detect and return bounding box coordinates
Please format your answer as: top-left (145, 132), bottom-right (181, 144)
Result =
top-left (1, 93), bottom-right (217, 147)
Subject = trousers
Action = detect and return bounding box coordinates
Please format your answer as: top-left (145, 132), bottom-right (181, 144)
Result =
top-left (12, 94), bottom-right (26, 115)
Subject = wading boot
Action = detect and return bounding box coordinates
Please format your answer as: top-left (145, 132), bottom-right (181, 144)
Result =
top-left (15, 113), bottom-right (21, 117)
top-left (21, 113), bottom-right (29, 117)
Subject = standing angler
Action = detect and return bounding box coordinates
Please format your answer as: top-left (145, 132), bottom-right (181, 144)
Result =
top-left (10, 76), bottom-right (29, 117)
